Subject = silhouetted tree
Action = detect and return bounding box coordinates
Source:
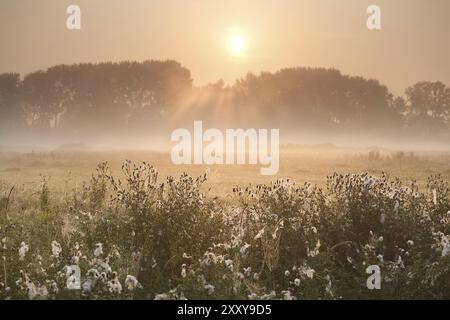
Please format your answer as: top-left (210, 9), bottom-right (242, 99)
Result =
top-left (405, 81), bottom-right (450, 133)
top-left (230, 68), bottom-right (401, 132)
top-left (22, 68), bottom-right (73, 129)
top-left (0, 73), bottom-right (24, 130)
top-left (0, 61), bottom-right (448, 142)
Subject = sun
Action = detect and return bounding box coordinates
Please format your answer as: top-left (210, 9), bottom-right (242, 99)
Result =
top-left (227, 30), bottom-right (247, 57)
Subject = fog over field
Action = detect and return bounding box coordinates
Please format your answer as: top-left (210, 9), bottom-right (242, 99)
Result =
top-left (1, 62), bottom-right (449, 154)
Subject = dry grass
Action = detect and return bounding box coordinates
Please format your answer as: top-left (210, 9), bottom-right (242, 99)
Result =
top-left (1, 145), bottom-right (449, 197)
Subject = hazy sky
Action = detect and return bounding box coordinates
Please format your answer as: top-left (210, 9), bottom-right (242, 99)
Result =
top-left (1, 0), bottom-right (449, 95)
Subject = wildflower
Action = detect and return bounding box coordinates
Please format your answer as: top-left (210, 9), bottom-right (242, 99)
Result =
top-left (66, 266), bottom-right (80, 290)
top-left (260, 291), bottom-right (276, 300)
top-left (307, 240), bottom-right (321, 257)
top-left (99, 272), bottom-right (108, 284)
top-left (71, 242), bottom-right (82, 264)
top-left (82, 278), bottom-right (96, 292)
top-left (407, 240), bottom-right (414, 246)
top-left (254, 228), bottom-right (265, 240)
top-left (284, 270), bottom-right (290, 277)
top-left (107, 272), bottom-right (122, 294)
top-left (378, 236), bottom-right (384, 242)
top-left (302, 267), bottom-right (315, 280)
top-left (26, 281), bottom-right (38, 300)
top-left (94, 243), bottom-right (103, 257)
top-left (110, 245), bottom-right (121, 259)
top-left (154, 293), bottom-right (170, 300)
top-left (204, 284), bottom-right (215, 295)
top-left (99, 259), bottom-right (112, 274)
top-left (248, 293), bottom-right (258, 300)
top-left (225, 259), bottom-right (234, 272)
top-left (240, 243), bottom-right (251, 255)
top-left (36, 285), bottom-right (49, 299)
top-left (244, 267), bottom-right (252, 276)
top-left (294, 278), bottom-right (301, 286)
top-left (182, 252), bottom-right (192, 259)
top-left (18, 242), bottom-right (29, 261)
top-left (48, 280), bottom-right (59, 294)
top-left (51, 241), bottom-right (62, 258)
top-left (396, 256), bottom-right (405, 269)
top-left (179, 292), bottom-right (188, 300)
top-left (71, 252), bottom-right (81, 264)
top-left (80, 210), bottom-right (93, 220)
top-left (377, 254), bottom-right (384, 263)
top-left (253, 273), bottom-right (260, 280)
top-left (364, 177), bottom-right (375, 187)
top-left (125, 275), bottom-right (142, 291)
top-left (387, 190), bottom-right (396, 199)
top-left (181, 264), bottom-right (187, 278)
top-left (202, 251), bottom-right (218, 265)
top-left (281, 290), bottom-right (295, 300)
top-left (442, 244), bottom-right (450, 257)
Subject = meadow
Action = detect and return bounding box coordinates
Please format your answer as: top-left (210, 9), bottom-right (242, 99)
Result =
top-left (1, 145), bottom-right (450, 299)
top-left (1, 145), bottom-right (449, 195)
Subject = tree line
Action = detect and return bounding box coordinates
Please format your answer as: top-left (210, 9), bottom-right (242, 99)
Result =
top-left (0, 60), bottom-right (449, 139)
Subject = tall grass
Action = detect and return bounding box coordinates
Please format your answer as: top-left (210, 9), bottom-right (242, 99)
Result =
top-left (0, 161), bottom-right (449, 299)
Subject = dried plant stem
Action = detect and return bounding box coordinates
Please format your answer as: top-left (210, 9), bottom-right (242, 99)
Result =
top-left (2, 257), bottom-right (7, 289)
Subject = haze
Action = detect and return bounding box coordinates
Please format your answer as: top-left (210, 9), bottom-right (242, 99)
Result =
top-left (1, 0), bottom-right (450, 96)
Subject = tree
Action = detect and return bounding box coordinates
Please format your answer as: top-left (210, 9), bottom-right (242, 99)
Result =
top-left (230, 67), bottom-right (398, 132)
top-left (0, 73), bottom-right (24, 130)
top-left (22, 68), bottom-right (73, 130)
top-left (405, 81), bottom-right (450, 132)
top-left (1, 60), bottom-right (448, 142)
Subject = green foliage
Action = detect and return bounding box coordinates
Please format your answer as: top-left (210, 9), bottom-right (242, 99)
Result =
top-left (0, 162), bottom-right (449, 300)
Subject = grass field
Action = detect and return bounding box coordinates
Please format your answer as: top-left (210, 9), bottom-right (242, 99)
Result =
top-left (1, 145), bottom-right (450, 196)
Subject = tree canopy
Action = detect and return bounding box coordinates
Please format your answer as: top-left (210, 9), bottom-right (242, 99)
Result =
top-left (0, 60), bottom-right (449, 140)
